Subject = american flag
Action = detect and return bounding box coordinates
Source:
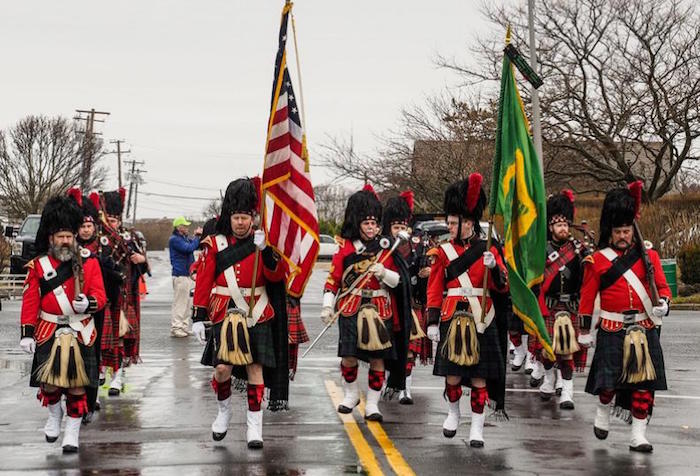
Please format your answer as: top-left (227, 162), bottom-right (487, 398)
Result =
top-left (262, 3), bottom-right (319, 298)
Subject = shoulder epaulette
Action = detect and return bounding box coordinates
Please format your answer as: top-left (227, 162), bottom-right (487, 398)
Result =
top-left (583, 255), bottom-right (594, 265)
top-left (24, 258), bottom-right (36, 270)
top-left (201, 236), bottom-right (214, 249)
top-left (334, 236), bottom-right (345, 247)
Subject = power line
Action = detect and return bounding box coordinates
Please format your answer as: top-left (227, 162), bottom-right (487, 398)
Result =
top-left (146, 178), bottom-right (214, 191)
top-left (139, 191), bottom-right (217, 201)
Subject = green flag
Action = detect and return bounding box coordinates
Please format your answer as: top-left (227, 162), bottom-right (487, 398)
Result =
top-left (490, 34), bottom-right (553, 360)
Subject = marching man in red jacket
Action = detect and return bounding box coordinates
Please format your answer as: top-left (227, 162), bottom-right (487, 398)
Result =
top-left (425, 174), bottom-right (508, 448)
top-left (20, 196), bottom-right (107, 453)
top-left (191, 178), bottom-right (288, 449)
top-left (581, 182), bottom-right (671, 453)
top-left (322, 185), bottom-right (402, 423)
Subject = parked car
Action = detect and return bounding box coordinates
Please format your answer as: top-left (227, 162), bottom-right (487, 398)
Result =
top-left (318, 234), bottom-right (339, 260)
top-left (10, 214), bottom-right (41, 274)
top-left (412, 219), bottom-right (501, 244)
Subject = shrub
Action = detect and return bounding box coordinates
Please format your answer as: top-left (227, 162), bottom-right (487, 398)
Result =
top-left (678, 242), bottom-right (700, 285)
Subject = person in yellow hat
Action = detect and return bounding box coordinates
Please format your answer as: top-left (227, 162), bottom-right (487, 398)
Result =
top-left (169, 216), bottom-right (202, 337)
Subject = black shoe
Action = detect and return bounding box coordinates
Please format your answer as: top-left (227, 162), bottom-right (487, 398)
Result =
top-left (630, 443), bottom-right (653, 453)
top-left (555, 387), bottom-right (562, 396)
top-left (511, 363), bottom-right (523, 371)
top-left (95, 400), bottom-right (101, 411)
top-left (594, 426), bottom-right (609, 440)
top-left (99, 378), bottom-right (106, 386)
top-left (470, 440), bottom-right (484, 448)
top-left (45, 435), bottom-right (58, 443)
top-left (247, 440), bottom-right (263, 449)
top-left (399, 396), bottom-right (414, 405)
top-left (82, 412), bottom-right (94, 425)
top-left (560, 401), bottom-right (575, 410)
top-left (365, 412), bottom-right (383, 422)
top-left (212, 431), bottom-right (227, 441)
top-left (337, 401), bottom-right (358, 414)
top-left (529, 376), bottom-right (543, 387)
top-left (443, 428), bottom-right (457, 438)
top-left (539, 392), bottom-right (553, 401)
top-left (62, 445), bottom-right (78, 454)
top-left (108, 388), bottom-right (120, 397)
top-left (524, 367), bottom-right (534, 375)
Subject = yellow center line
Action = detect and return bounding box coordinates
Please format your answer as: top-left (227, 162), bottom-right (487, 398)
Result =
top-left (324, 380), bottom-right (384, 476)
top-left (357, 396), bottom-right (417, 476)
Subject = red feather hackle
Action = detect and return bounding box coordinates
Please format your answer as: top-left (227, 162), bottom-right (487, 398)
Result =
top-left (400, 190), bottom-right (414, 213)
top-left (627, 180), bottom-right (643, 219)
top-left (562, 189), bottom-right (575, 204)
top-left (465, 173), bottom-right (483, 213)
top-left (118, 187), bottom-right (127, 206)
top-left (67, 187), bottom-right (82, 206)
top-left (363, 183), bottom-right (379, 200)
top-left (251, 176), bottom-right (262, 212)
top-left (88, 191), bottom-right (100, 211)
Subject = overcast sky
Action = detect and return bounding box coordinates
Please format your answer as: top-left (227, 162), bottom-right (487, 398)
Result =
top-left (1, 0), bottom-right (492, 219)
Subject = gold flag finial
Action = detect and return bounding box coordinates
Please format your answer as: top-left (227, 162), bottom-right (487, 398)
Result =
top-left (505, 24), bottom-right (512, 45)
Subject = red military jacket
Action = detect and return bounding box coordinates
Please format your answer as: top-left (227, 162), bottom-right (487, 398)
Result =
top-left (426, 238), bottom-right (508, 323)
top-left (20, 254), bottom-right (106, 345)
top-left (324, 237), bottom-right (399, 321)
top-left (579, 246), bottom-right (671, 331)
top-left (192, 234), bottom-right (285, 325)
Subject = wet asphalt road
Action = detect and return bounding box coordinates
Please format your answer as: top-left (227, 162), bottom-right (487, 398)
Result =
top-left (1, 250), bottom-right (699, 475)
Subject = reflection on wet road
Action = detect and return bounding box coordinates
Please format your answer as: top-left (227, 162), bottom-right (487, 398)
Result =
top-left (0, 251), bottom-right (699, 475)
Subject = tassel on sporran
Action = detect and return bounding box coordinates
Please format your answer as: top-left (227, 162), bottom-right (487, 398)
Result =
top-left (552, 311), bottom-right (580, 355)
top-left (442, 311), bottom-right (479, 366)
top-left (118, 309), bottom-right (131, 337)
top-left (620, 325), bottom-right (656, 384)
top-left (409, 309), bottom-right (426, 341)
top-left (357, 304), bottom-right (392, 351)
top-left (217, 309), bottom-right (253, 365)
top-left (38, 329), bottom-right (89, 388)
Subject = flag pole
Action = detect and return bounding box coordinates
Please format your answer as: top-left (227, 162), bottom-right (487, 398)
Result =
top-left (528, 0), bottom-right (544, 181)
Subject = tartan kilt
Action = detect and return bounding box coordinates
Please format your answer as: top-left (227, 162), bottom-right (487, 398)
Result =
top-left (545, 312), bottom-right (588, 371)
top-left (408, 307), bottom-right (432, 364)
top-left (201, 319), bottom-right (276, 368)
top-left (287, 300), bottom-right (309, 344)
top-left (30, 327), bottom-right (99, 388)
top-left (585, 326), bottom-right (667, 395)
top-left (101, 301), bottom-right (123, 371)
top-left (123, 292), bottom-right (141, 362)
top-left (337, 313), bottom-right (397, 362)
top-left (433, 318), bottom-right (504, 380)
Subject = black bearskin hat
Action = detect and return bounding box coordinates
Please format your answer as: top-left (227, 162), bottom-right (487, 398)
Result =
top-left (340, 184), bottom-right (382, 240)
top-left (66, 187), bottom-right (99, 223)
top-left (382, 191), bottom-right (413, 232)
top-left (547, 190), bottom-right (575, 225)
top-left (103, 188), bottom-right (126, 218)
top-left (35, 195), bottom-right (83, 255)
top-left (598, 181), bottom-right (642, 248)
top-left (443, 173), bottom-right (486, 223)
top-left (215, 177), bottom-right (260, 235)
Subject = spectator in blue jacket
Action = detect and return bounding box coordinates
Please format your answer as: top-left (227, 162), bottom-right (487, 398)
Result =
top-left (169, 217), bottom-right (202, 337)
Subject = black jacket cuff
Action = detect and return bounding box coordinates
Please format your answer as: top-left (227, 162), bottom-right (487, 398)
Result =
top-left (192, 306), bottom-right (208, 322)
top-left (490, 266), bottom-right (507, 290)
top-left (427, 308), bottom-right (441, 326)
top-left (262, 247), bottom-right (279, 270)
top-left (579, 314), bottom-right (592, 331)
top-left (86, 295), bottom-right (99, 313)
top-left (21, 324), bottom-right (35, 339)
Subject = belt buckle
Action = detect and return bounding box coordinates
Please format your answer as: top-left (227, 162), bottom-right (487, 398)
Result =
top-left (57, 315), bottom-right (70, 325)
top-left (559, 294), bottom-right (571, 303)
top-left (548, 250), bottom-right (560, 262)
top-left (361, 289), bottom-right (373, 298)
top-left (623, 314), bottom-right (636, 325)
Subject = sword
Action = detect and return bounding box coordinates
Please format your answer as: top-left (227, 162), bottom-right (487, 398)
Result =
top-left (302, 231), bottom-right (409, 358)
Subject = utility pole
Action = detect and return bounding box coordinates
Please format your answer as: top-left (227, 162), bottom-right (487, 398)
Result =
top-left (131, 168), bottom-right (146, 226)
top-left (75, 108), bottom-right (110, 190)
top-left (124, 159), bottom-right (145, 218)
top-left (527, 0), bottom-right (544, 180)
top-left (108, 140), bottom-right (131, 188)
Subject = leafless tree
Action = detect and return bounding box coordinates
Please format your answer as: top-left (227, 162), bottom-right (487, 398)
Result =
top-left (0, 115), bottom-right (107, 218)
top-left (436, 0), bottom-right (700, 201)
top-left (314, 183), bottom-right (350, 223)
top-left (319, 94), bottom-right (499, 211)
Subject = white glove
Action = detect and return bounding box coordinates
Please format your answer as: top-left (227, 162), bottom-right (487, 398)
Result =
top-left (427, 325), bottom-right (440, 342)
top-left (72, 293), bottom-right (89, 313)
top-left (483, 251), bottom-right (496, 269)
top-left (253, 229), bottom-right (267, 250)
top-left (369, 263), bottom-right (386, 279)
top-left (577, 332), bottom-right (594, 348)
top-left (20, 337), bottom-right (36, 354)
top-left (192, 321), bottom-right (207, 345)
top-left (321, 306), bottom-right (334, 325)
top-left (651, 300), bottom-right (668, 318)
